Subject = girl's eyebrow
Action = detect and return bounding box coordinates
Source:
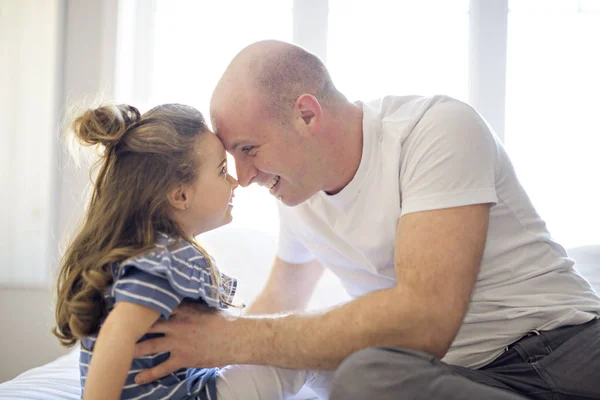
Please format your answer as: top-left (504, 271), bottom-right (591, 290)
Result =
top-left (218, 158), bottom-right (227, 168)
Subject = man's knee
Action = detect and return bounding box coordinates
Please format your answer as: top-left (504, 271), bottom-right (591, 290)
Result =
top-left (330, 347), bottom-right (436, 400)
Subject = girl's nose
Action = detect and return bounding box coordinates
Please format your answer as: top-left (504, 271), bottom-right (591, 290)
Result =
top-left (228, 173), bottom-right (239, 189)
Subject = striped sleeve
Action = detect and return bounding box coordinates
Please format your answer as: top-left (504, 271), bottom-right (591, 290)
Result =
top-left (113, 236), bottom-right (238, 314)
top-left (112, 267), bottom-right (184, 319)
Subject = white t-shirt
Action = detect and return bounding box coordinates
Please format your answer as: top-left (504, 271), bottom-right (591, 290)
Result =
top-left (277, 95), bottom-right (600, 369)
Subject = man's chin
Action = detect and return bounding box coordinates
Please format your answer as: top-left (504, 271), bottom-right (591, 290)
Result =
top-left (279, 193), bottom-right (313, 207)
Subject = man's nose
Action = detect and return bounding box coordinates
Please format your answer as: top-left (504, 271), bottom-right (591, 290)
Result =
top-left (235, 158), bottom-right (256, 187)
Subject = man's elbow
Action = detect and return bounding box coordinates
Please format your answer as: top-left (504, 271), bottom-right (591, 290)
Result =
top-left (417, 317), bottom-right (461, 359)
top-left (378, 326), bottom-right (452, 360)
top-left (387, 313), bottom-right (457, 360)
top-left (422, 336), bottom-right (452, 359)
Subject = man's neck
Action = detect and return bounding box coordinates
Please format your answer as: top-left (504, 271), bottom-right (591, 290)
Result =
top-left (323, 102), bottom-right (364, 195)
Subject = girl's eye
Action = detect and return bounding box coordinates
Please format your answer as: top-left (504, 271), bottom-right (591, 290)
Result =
top-left (221, 166), bottom-right (227, 177)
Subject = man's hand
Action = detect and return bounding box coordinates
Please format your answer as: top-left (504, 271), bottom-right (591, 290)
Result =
top-left (133, 257), bottom-right (323, 385)
top-left (133, 303), bottom-right (238, 384)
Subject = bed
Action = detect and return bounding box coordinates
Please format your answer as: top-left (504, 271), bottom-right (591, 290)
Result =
top-left (0, 246), bottom-right (597, 399)
top-left (0, 345), bottom-right (322, 400)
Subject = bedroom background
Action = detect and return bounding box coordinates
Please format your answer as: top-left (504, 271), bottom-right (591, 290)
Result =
top-left (1, 0), bottom-right (599, 384)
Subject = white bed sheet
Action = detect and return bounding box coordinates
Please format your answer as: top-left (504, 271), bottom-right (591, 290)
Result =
top-left (0, 346), bottom-right (321, 400)
top-left (0, 347), bottom-right (81, 400)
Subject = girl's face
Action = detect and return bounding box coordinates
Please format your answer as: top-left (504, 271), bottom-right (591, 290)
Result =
top-left (180, 132), bottom-right (239, 236)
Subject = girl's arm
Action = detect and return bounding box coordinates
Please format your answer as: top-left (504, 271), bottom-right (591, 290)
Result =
top-left (84, 302), bottom-right (161, 400)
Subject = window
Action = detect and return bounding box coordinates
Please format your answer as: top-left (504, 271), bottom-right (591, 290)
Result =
top-left (328, 0), bottom-right (470, 102)
top-left (505, 0), bottom-right (600, 248)
top-left (150, 0), bottom-right (293, 237)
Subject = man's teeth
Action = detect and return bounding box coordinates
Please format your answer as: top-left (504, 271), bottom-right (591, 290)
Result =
top-left (268, 176), bottom-right (280, 190)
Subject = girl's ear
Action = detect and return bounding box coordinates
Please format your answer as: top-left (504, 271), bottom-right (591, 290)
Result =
top-left (167, 184), bottom-right (189, 211)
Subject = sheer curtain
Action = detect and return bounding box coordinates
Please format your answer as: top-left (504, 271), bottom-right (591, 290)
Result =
top-left (505, 0), bottom-right (600, 248)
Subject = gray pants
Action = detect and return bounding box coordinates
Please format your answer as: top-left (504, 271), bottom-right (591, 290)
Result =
top-left (330, 318), bottom-right (600, 400)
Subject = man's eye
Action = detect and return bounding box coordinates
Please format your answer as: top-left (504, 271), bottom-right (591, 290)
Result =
top-left (241, 146), bottom-right (256, 154)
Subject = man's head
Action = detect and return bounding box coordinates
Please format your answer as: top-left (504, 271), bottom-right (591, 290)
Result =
top-left (210, 40), bottom-right (360, 207)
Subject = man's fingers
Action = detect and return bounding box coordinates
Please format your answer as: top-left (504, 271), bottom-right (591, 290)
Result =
top-left (134, 358), bottom-right (180, 385)
top-left (134, 336), bottom-right (169, 358)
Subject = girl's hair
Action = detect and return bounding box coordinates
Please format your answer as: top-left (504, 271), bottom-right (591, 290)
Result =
top-left (53, 103), bottom-right (223, 347)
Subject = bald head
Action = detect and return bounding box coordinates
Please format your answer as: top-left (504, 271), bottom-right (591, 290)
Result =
top-left (211, 40), bottom-right (344, 124)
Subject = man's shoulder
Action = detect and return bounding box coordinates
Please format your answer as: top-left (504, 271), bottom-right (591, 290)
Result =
top-left (364, 94), bottom-right (466, 120)
top-left (368, 95), bottom-right (491, 149)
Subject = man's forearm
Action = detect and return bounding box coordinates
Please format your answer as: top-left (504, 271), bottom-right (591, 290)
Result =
top-left (231, 286), bottom-right (441, 370)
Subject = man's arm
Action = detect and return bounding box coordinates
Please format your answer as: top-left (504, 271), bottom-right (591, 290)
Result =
top-left (251, 203), bottom-right (490, 367)
top-left (245, 257), bottom-right (325, 315)
top-left (134, 203), bottom-right (490, 382)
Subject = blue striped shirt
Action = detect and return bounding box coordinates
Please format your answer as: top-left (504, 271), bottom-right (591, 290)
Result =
top-left (80, 233), bottom-right (237, 399)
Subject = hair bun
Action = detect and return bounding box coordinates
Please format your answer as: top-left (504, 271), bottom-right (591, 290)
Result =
top-left (72, 104), bottom-right (141, 148)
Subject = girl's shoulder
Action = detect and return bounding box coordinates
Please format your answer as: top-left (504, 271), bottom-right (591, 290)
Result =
top-left (117, 233), bottom-right (212, 277)
top-left (109, 233), bottom-right (236, 309)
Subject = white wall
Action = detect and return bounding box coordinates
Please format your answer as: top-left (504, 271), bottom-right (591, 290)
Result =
top-left (0, 0), bottom-right (65, 383)
top-left (0, 287), bottom-right (68, 383)
top-left (0, 0), bottom-right (61, 286)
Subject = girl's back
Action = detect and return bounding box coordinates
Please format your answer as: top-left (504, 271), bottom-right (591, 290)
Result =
top-left (79, 233), bottom-right (237, 399)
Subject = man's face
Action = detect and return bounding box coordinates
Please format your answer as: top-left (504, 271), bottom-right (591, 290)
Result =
top-left (212, 99), bottom-right (321, 207)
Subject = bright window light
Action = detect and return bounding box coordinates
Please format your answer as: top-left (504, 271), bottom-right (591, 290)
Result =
top-left (505, 1), bottom-right (600, 247)
top-left (328, 0), bottom-right (470, 102)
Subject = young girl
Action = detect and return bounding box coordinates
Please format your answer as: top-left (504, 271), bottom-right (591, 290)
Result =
top-left (53, 103), bottom-right (332, 400)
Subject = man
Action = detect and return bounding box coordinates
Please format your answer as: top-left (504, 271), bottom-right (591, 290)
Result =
top-left (135, 40), bottom-right (600, 399)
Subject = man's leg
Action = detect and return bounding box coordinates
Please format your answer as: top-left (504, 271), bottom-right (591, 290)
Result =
top-left (329, 347), bottom-right (528, 400)
top-left (330, 318), bottom-right (600, 400)
top-left (454, 318), bottom-right (600, 399)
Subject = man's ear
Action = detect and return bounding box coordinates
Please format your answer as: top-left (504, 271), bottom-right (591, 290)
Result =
top-left (294, 94), bottom-right (322, 135)
top-left (167, 184), bottom-right (189, 211)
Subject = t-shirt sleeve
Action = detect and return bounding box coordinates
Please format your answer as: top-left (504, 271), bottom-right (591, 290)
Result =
top-left (399, 98), bottom-right (499, 216)
top-left (112, 267), bottom-right (184, 319)
top-left (276, 204), bottom-right (316, 264)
